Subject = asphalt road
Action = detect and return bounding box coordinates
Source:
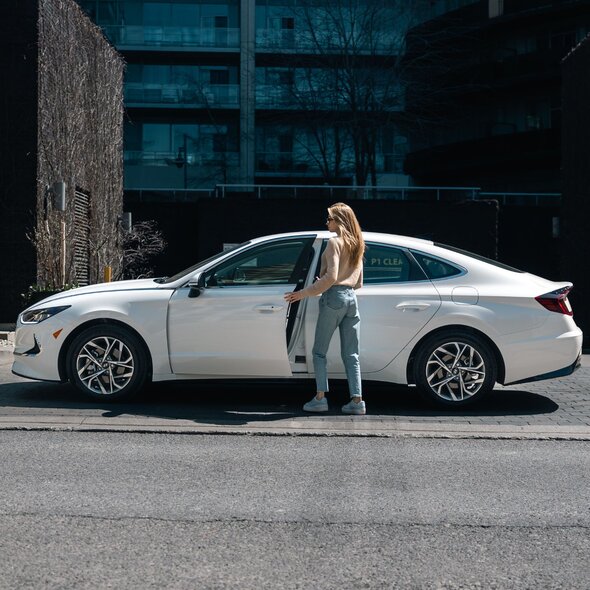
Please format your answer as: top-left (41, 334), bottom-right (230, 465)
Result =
top-left (0, 431), bottom-right (589, 589)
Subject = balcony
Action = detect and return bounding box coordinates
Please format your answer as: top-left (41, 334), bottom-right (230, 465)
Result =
top-left (255, 85), bottom-right (403, 111)
top-left (256, 152), bottom-right (403, 175)
top-left (125, 150), bottom-right (239, 167)
top-left (256, 152), bottom-right (321, 175)
top-left (125, 83), bottom-right (240, 108)
top-left (103, 25), bottom-right (240, 51)
top-left (124, 151), bottom-right (240, 190)
top-left (255, 29), bottom-right (404, 55)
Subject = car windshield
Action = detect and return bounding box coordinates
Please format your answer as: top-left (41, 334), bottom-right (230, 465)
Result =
top-left (155, 241), bottom-right (250, 284)
top-left (435, 242), bottom-right (525, 273)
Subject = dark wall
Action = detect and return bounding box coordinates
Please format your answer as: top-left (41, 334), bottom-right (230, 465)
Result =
top-left (0, 1), bottom-right (39, 322)
top-left (128, 199), bottom-right (499, 277)
top-left (498, 205), bottom-right (562, 280)
top-left (562, 37), bottom-right (590, 345)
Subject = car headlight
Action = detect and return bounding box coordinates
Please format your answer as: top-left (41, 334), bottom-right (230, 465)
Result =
top-left (20, 306), bottom-right (71, 324)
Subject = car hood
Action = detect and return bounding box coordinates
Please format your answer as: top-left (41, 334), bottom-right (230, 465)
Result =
top-left (27, 279), bottom-right (164, 308)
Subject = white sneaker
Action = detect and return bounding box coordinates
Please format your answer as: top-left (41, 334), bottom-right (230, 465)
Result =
top-left (303, 396), bottom-right (328, 412)
top-left (342, 399), bottom-right (366, 415)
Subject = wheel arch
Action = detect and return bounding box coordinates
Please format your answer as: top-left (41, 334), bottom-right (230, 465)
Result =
top-left (406, 325), bottom-right (506, 386)
top-left (58, 318), bottom-right (153, 382)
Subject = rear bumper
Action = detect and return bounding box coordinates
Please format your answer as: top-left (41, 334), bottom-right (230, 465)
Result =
top-left (506, 350), bottom-right (582, 385)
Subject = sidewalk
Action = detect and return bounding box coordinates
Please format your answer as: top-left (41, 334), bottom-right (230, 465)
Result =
top-left (0, 331), bottom-right (14, 357)
top-left (2, 333), bottom-right (590, 440)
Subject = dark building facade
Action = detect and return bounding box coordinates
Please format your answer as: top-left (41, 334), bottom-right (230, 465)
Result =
top-left (76, 0), bottom-right (415, 201)
top-left (562, 33), bottom-right (590, 344)
top-left (0, 0), bottom-right (124, 323)
top-left (405, 0), bottom-right (590, 193)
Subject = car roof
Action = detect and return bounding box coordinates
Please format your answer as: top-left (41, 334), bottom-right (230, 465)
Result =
top-left (249, 230), bottom-right (435, 249)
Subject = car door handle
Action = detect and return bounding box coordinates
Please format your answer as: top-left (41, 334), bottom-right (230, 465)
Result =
top-left (254, 304), bottom-right (284, 312)
top-left (396, 301), bottom-right (431, 312)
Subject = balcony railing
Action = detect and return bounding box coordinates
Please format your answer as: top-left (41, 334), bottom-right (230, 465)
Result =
top-left (255, 85), bottom-right (403, 110)
top-left (122, 183), bottom-right (561, 205)
top-left (103, 25), bottom-right (240, 49)
top-left (215, 184), bottom-right (481, 200)
top-left (256, 152), bottom-right (403, 174)
top-left (480, 192), bottom-right (561, 206)
top-left (125, 83), bottom-right (240, 107)
top-left (256, 152), bottom-right (318, 174)
top-left (124, 151), bottom-right (240, 167)
top-left (256, 29), bottom-right (404, 54)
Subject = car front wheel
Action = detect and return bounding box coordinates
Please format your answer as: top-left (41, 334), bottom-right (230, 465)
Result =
top-left (414, 332), bottom-right (497, 407)
top-left (66, 325), bottom-right (149, 401)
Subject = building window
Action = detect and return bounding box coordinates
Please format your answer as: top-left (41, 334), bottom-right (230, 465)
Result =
top-left (210, 69), bottom-right (230, 85)
top-left (550, 30), bottom-right (577, 55)
top-left (213, 134), bottom-right (227, 153)
top-left (215, 15), bottom-right (228, 28)
top-left (488, 0), bottom-right (503, 18)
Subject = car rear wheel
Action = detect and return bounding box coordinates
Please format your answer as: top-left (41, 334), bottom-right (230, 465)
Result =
top-left (66, 325), bottom-right (149, 401)
top-left (414, 332), bottom-right (497, 407)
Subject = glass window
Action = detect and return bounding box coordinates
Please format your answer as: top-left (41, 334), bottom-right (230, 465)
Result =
top-left (411, 252), bottom-right (463, 280)
top-left (124, 121), bottom-right (142, 151)
top-left (206, 239), bottom-right (312, 286)
top-left (363, 244), bottom-right (415, 284)
top-left (78, 1), bottom-right (97, 21)
top-left (210, 69), bottom-right (229, 84)
top-left (143, 65), bottom-right (169, 84)
top-left (172, 125), bottom-right (198, 155)
top-left (282, 17), bottom-right (294, 30)
top-left (172, 4), bottom-right (198, 26)
top-left (143, 124), bottom-right (171, 152)
top-left (125, 64), bottom-right (142, 84)
top-left (144, 3), bottom-right (169, 26)
top-left (97, 1), bottom-right (118, 25)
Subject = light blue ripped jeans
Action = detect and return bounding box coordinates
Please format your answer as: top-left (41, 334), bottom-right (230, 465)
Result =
top-left (312, 285), bottom-right (362, 398)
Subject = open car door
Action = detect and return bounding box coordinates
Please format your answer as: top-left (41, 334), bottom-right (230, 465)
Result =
top-left (167, 236), bottom-right (315, 376)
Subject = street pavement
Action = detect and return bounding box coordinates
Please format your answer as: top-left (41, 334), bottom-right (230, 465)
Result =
top-left (1, 432), bottom-right (589, 589)
top-left (1, 335), bottom-right (590, 439)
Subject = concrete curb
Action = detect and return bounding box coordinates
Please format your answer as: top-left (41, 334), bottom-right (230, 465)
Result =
top-left (1, 416), bottom-right (590, 440)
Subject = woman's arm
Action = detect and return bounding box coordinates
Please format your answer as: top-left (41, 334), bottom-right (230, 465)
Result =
top-left (284, 238), bottom-right (340, 302)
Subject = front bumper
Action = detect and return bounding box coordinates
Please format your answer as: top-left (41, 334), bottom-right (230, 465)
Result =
top-left (12, 321), bottom-right (67, 382)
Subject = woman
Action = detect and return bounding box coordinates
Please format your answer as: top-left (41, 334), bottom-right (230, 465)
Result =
top-left (284, 202), bottom-right (366, 415)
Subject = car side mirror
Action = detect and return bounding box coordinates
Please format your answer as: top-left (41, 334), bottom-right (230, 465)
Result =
top-left (188, 273), bottom-right (207, 298)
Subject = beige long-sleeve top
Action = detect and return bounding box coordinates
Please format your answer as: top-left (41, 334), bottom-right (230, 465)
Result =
top-left (300, 237), bottom-right (363, 297)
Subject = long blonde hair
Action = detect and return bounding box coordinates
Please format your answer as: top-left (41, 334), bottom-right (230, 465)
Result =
top-left (328, 202), bottom-right (365, 267)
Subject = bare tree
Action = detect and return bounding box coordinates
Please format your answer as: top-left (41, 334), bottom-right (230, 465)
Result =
top-left (36, 0), bottom-right (124, 287)
top-left (278, 0), bottom-right (424, 186)
top-left (117, 220), bottom-right (166, 280)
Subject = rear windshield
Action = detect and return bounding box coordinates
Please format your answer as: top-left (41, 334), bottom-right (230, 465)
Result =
top-left (434, 243), bottom-right (525, 273)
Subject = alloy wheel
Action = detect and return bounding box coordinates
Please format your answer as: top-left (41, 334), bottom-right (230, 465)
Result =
top-left (425, 341), bottom-right (486, 402)
top-left (76, 336), bottom-right (135, 395)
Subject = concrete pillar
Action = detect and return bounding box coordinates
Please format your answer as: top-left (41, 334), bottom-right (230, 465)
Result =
top-left (239, 0), bottom-right (256, 187)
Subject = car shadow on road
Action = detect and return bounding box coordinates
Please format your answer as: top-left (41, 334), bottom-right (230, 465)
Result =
top-left (0, 379), bottom-right (559, 427)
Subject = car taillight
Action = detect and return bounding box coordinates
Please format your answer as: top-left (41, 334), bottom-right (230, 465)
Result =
top-left (535, 286), bottom-right (573, 316)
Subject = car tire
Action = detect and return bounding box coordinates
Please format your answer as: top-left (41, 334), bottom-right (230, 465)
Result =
top-left (413, 331), bottom-right (497, 407)
top-left (66, 324), bottom-right (149, 401)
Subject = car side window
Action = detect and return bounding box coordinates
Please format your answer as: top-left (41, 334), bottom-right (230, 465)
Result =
top-left (205, 239), bottom-right (313, 286)
top-left (411, 251), bottom-right (463, 280)
top-left (363, 244), bottom-right (415, 284)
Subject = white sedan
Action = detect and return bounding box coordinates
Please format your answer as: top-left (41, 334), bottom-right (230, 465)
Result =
top-left (12, 231), bottom-right (583, 407)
